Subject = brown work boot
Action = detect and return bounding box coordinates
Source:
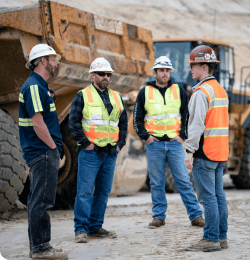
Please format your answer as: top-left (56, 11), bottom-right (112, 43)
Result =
top-left (148, 218), bottom-right (165, 229)
top-left (29, 246), bottom-right (63, 258)
top-left (186, 239), bottom-right (221, 252)
top-left (89, 228), bottom-right (117, 238)
top-left (75, 231), bottom-right (88, 243)
top-left (220, 239), bottom-right (229, 249)
top-left (30, 247), bottom-right (68, 259)
top-left (191, 216), bottom-right (205, 227)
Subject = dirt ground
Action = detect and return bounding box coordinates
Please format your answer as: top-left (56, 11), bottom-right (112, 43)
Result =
top-left (1, 188), bottom-right (250, 260)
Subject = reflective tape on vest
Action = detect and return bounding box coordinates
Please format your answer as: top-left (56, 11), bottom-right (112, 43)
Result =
top-left (167, 113), bottom-right (181, 119)
top-left (145, 115), bottom-right (165, 120)
top-left (210, 99), bottom-right (228, 108)
top-left (110, 121), bottom-right (119, 127)
top-left (202, 83), bottom-right (215, 99)
top-left (82, 119), bottom-right (119, 127)
top-left (145, 113), bottom-right (181, 120)
top-left (204, 128), bottom-right (229, 137)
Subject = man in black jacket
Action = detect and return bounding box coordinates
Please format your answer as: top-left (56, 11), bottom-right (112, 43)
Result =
top-left (69, 57), bottom-right (127, 243)
top-left (133, 56), bottom-right (204, 229)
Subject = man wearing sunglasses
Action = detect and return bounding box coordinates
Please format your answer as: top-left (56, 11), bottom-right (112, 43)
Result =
top-left (69, 57), bottom-right (128, 243)
top-left (133, 56), bottom-right (205, 229)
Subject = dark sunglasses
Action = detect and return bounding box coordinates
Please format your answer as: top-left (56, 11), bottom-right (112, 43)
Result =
top-left (95, 72), bottom-right (112, 77)
top-left (190, 63), bottom-right (205, 69)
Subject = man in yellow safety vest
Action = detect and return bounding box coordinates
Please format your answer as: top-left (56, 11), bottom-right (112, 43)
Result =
top-left (133, 56), bottom-right (205, 229)
top-left (69, 57), bottom-right (128, 243)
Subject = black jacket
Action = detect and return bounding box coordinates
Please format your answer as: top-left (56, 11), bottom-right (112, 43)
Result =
top-left (133, 80), bottom-right (188, 141)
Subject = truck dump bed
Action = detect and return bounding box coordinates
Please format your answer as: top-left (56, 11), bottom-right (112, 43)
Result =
top-left (0, 0), bottom-right (154, 123)
top-left (0, 1), bottom-right (154, 211)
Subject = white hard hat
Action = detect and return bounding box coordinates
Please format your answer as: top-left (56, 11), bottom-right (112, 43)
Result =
top-left (89, 57), bottom-right (114, 73)
top-left (151, 56), bottom-right (174, 72)
top-left (26, 44), bottom-right (61, 69)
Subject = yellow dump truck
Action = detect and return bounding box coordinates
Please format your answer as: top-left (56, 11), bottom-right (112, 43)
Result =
top-left (0, 0), bottom-right (155, 211)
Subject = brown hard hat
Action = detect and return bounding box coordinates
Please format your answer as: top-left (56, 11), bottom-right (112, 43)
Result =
top-left (187, 45), bottom-right (221, 64)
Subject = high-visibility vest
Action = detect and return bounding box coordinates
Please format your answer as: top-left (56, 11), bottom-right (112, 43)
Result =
top-left (192, 79), bottom-right (229, 161)
top-left (81, 84), bottom-right (124, 147)
top-left (144, 84), bottom-right (181, 138)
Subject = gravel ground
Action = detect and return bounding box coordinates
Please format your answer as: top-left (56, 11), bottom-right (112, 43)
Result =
top-left (1, 188), bottom-right (250, 260)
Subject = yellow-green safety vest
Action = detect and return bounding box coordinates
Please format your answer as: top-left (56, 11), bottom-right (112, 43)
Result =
top-left (81, 84), bottom-right (124, 147)
top-left (144, 84), bottom-right (181, 138)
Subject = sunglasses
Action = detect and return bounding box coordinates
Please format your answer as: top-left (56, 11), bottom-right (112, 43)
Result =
top-left (95, 72), bottom-right (112, 77)
top-left (190, 63), bottom-right (205, 69)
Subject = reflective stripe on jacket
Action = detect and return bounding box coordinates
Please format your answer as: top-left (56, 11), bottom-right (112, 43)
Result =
top-left (144, 84), bottom-right (181, 138)
top-left (193, 79), bottom-right (229, 161)
top-left (81, 84), bottom-right (124, 147)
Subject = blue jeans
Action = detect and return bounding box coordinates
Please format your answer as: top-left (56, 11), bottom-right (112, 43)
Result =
top-left (145, 140), bottom-right (202, 221)
top-left (27, 148), bottom-right (59, 253)
top-left (74, 148), bottom-right (118, 234)
top-left (192, 158), bottom-right (228, 241)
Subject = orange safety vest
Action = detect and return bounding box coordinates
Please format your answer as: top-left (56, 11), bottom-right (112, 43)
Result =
top-left (193, 79), bottom-right (229, 161)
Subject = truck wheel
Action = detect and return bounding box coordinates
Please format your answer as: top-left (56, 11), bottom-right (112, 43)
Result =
top-left (165, 165), bottom-right (196, 193)
top-left (0, 109), bottom-right (29, 212)
top-left (231, 125), bottom-right (250, 188)
top-left (54, 116), bottom-right (78, 209)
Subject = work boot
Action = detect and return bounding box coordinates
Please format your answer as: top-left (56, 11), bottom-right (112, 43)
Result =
top-left (186, 239), bottom-right (221, 252)
top-left (220, 239), bottom-right (229, 249)
top-left (75, 231), bottom-right (88, 243)
top-left (30, 247), bottom-right (68, 259)
top-left (29, 246), bottom-right (63, 258)
top-left (148, 218), bottom-right (165, 229)
top-left (89, 228), bottom-right (117, 238)
top-left (191, 216), bottom-right (206, 227)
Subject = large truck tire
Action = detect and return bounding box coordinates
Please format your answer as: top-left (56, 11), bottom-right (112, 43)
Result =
top-left (18, 116), bottom-right (78, 209)
top-left (54, 116), bottom-right (78, 209)
top-left (0, 109), bottom-right (29, 213)
top-left (231, 125), bottom-right (250, 188)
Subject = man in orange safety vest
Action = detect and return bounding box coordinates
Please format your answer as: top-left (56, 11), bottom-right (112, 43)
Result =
top-left (185, 45), bottom-right (229, 252)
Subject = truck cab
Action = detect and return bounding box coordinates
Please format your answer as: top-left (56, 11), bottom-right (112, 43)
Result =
top-left (152, 38), bottom-right (235, 96)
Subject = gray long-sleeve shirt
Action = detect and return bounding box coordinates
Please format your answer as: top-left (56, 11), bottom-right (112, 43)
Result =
top-left (185, 76), bottom-right (215, 153)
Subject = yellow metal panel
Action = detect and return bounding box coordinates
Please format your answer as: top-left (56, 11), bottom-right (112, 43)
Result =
top-left (0, 7), bottom-right (42, 36)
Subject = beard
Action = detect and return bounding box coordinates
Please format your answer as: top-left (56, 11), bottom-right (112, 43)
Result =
top-left (98, 80), bottom-right (109, 90)
top-left (46, 62), bottom-right (55, 77)
top-left (156, 76), bottom-right (169, 86)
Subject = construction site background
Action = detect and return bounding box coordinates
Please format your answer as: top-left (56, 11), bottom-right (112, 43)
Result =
top-left (1, 0), bottom-right (250, 89)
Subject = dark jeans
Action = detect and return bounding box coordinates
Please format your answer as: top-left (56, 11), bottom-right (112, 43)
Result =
top-left (27, 148), bottom-right (59, 253)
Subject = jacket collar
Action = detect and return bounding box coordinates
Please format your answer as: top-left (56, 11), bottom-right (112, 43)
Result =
top-left (192, 76), bottom-right (215, 91)
top-left (146, 80), bottom-right (173, 90)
